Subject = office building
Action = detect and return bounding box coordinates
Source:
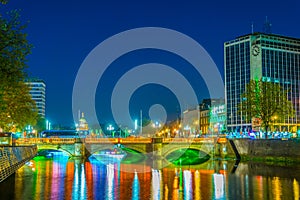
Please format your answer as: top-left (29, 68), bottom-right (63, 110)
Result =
top-left (225, 32), bottom-right (300, 132)
top-left (25, 79), bottom-right (46, 118)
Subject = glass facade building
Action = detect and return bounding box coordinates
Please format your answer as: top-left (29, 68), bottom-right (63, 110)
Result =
top-left (25, 79), bottom-right (46, 118)
top-left (225, 32), bottom-right (300, 132)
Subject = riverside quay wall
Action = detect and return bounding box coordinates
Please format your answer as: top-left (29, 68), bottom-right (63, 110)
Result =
top-left (0, 146), bottom-right (37, 182)
top-left (228, 138), bottom-right (300, 162)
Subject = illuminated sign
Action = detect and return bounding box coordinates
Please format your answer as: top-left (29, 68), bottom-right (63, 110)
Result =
top-left (211, 105), bottom-right (225, 114)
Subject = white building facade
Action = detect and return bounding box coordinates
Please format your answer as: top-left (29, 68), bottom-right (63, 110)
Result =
top-left (25, 79), bottom-right (46, 118)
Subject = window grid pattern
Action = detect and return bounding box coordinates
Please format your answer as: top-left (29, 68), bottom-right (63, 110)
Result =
top-left (262, 38), bottom-right (300, 124)
top-left (225, 40), bottom-right (251, 131)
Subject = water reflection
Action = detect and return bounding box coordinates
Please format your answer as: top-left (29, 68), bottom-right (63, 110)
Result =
top-left (194, 170), bottom-right (200, 200)
top-left (183, 170), bottom-right (192, 199)
top-left (132, 171), bottom-right (140, 199)
top-left (151, 169), bottom-right (161, 200)
top-left (106, 164), bottom-right (115, 200)
top-left (213, 173), bottom-right (224, 199)
top-left (0, 155), bottom-right (300, 200)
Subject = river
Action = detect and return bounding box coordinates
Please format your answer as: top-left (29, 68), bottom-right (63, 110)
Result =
top-left (0, 154), bottom-right (300, 200)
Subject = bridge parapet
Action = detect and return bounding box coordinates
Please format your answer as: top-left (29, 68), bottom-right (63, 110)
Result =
top-left (84, 138), bottom-right (118, 144)
top-left (15, 137), bottom-right (226, 158)
top-left (84, 138), bottom-right (152, 144)
top-left (16, 137), bottom-right (218, 145)
top-left (16, 138), bottom-right (76, 145)
top-left (162, 137), bottom-right (216, 144)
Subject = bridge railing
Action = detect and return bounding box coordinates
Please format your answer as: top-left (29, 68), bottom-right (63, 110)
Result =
top-left (84, 138), bottom-right (119, 144)
top-left (15, 137), bottom-right (220, 145)
top-left (15, 138), bottom-right (76, 145)
top-left (119, 138), bottom-right (152, 144)
top-left (162, 137), bottom-right (216, 143)
top-left (84, 137), bottom-right (152, 144)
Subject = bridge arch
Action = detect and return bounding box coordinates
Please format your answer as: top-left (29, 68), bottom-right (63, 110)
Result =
top-left (37, 144), bottom-right (74, 157)
top-left (121, 144), bottom-right (148, 154)
top-left (162, 143), bottom-right (212, 157)
top-left (87, 143), bottom-right (149, 155)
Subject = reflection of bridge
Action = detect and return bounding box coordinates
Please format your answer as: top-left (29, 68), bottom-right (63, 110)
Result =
top-left (15, 137), bottom-right (227, 158)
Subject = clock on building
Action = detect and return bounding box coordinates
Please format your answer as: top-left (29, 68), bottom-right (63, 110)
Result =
top-left (252, 45), bottom-right (260, 56)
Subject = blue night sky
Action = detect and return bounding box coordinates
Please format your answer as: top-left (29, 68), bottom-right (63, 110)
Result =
top-left (1, 0), bottom-right (300, 127)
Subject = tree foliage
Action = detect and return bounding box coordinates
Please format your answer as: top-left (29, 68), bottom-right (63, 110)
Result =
top-left (0, 0), bottom-right (8, 5)
top-left (238, 79), bottom-right (295, 131)
top-left (34, 116), bottom-right (46, 133)
top-left (0, 5), bottom-right (37, 132)
top-left (0, 9), bottom-right (31, 84)
top-left (0, 82), bottom-right (37, 131)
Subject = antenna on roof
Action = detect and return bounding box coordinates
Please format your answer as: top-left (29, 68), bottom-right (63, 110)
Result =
top-left (263, 16), bottom-right (272, 34)
top-left (251, 22), bottom-right (254, 34)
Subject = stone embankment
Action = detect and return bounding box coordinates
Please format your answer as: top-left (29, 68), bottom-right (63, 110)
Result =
top-left (227, 138), bottom-right (300, 163)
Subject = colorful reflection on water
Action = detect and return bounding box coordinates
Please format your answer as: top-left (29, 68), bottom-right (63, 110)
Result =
top-left (0, 155), bottom-right (300, 200)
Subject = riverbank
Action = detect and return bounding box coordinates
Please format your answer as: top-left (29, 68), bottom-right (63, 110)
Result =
top-left (227, 138), bottom-right (300, 163)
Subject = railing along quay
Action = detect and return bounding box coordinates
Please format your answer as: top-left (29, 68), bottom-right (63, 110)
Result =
top-left (0, 145), bottom-right (37, 182)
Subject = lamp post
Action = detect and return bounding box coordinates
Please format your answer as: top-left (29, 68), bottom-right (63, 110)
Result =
top-left (46, 120), bottom-right (51, 130)
top-left (272, 115), bottom-right (278, 132)
top-left (152, 121), bottom-right (161, 137)
top-left (107, 124), bottom-right (114, 137)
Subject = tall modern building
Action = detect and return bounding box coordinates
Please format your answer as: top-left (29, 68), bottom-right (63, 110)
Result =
top-left (225, 32), bottom-right (300, 132)
top-left (25, 79), bottom-right (46, 118)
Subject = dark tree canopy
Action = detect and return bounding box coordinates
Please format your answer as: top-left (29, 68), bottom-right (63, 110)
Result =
top-left (0, 9), bottom-right (31, 84)
top-left (0, 0), bottom-right (8, 5)
top-left (238, 79), bottom-right (295, 131)
top-left (0, 82), bottom-right (37, 131)
top-left (0, 5), bottom-right (38, 132)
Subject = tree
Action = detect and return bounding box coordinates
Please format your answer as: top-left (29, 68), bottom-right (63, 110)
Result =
top-left (0, 81), bottom-right (38, 131)
top-left (0, 4), bottom-right (37, 132)
top-left (238, 79), bottom-right (295, 134)
top-left (33, 116), bottom-right (46, 134)
top-left (0, 0), bottom-right (8, 5)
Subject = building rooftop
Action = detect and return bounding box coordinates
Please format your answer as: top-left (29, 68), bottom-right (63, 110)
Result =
top-left (237, 32), bottom-right (300, 42)
top-left (25, 78), bottom-right (46, 84)
top-left (225, 32), bottom-right (300, 45)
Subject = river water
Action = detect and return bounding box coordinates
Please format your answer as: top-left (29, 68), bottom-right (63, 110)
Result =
top-left (0, 154), bottom-right (300, 200)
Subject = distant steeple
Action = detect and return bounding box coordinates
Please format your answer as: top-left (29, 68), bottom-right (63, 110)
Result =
top-left (263, 16), bottom-right (272, 34)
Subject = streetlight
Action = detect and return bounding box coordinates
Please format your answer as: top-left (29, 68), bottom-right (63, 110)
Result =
top-left (272, 115), bottom-right (278, 132)
top-left (134, 119), bottom-right (138, 130)
top-left (107, 124), bottom-right (114, 137)
top-left (46, 120), bottom-right (51, 130)
top-left (152, 121), bottom-right (161, 136)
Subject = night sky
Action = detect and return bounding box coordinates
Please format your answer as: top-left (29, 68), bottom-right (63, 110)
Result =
top-left (1, 0), bottom-right (300, 127)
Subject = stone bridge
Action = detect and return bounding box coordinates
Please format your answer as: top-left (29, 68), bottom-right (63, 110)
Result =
top-left (15, 137), bottom-right (227, 158)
